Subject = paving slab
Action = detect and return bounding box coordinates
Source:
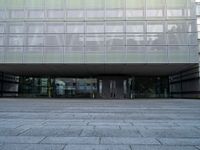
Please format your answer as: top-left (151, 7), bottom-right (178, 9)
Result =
top-left (20, 128), bottom-right (82, 137)
top-left (0, 144), bottom-right (65, 150)
top-left (0, 128), bottom-right (25, 136)
top-left (42, 137), bottom-right (99, 144)
top-left (64, 145), bottom-right (131, 150)
top-left (158, 138), bottom-right (200, 146)
top-left (101, 137), bottom-right (160, 145)
top-left (131, 145), bottom-right (198, 150)
top-left (81, 129), bottom-right (142, 137)
top-left (0, 136), bottom-right (44, 144)
top-left (139, 128), bottom-right (200, 138)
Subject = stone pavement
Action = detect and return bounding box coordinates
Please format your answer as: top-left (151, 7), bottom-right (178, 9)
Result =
top-left (0, 98), bottom-right (199, 150)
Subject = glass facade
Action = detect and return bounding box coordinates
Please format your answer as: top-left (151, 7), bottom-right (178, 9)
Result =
top-left (19, 77), bottom-right (98, 98)
top-left (0, 0), bottom-right (198, 64)
top-left (19, 77), bottom-right (169, 98)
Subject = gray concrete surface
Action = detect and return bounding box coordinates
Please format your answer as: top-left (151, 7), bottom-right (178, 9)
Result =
top-left (0, 98), bottom-right (199, 150)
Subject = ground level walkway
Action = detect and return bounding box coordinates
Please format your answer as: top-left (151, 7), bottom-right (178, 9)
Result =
top-left (0, 99), bottom-right (199, 150)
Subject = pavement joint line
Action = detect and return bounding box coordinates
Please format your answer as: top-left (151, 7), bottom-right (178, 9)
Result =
top-left (61, 144), bottom-right (67, 150)
top-left (137, 130), bottom-right (144, 137)
top-left (129, 145), bottom-right (133, 150)
top-left (79, 129), bottom-right (84, 136)
top-left (99, 137), bottom-right (101, 144)
top-left (155, 138), bottom-right (163, 145)
top-left (38, 136), bottom-right (48, 144)
top-left (14, 124), bottom-right (23, 129)
top-left (195, 146), bottom-right (200, 150)
top-left (16, 128), bottom-right (31, 136)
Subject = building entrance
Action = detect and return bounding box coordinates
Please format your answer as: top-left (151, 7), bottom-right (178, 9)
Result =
top-left (99, 77), bottom-right (126, 99)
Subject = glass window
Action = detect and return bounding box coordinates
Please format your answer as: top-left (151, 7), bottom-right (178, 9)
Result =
top-left (46, 23), bottom-right (65, 33)
top-left (86, 10), bottom-right (104, 20)
top-left (0, 10), bottom-right (6, 20)
top-left (146, 0), bottom-right (165, 9)
top-left (0, 24), bottom-right (4, 33)
top-left (146, 0), bottom-right (164, 17)
top-left (126, 34), bottom-right (145, 45)
top-left (106, 46), bottom-right (126, 63)
top-left (23, 47), bottom-right (43, 63)
top-left (106, 34), bottom-right (125, 46)
top-left (64, 47), bottom-right (84, 63)
top-left (85, 34), bottom-right (104, 46)
top-left (27, 23), bottom-right (44, 33)
top-left (67, 0), bottom-right (84, 9)
top-left (8, 23), bottom-right (24, 33)
top-left (168, 46), bottom-right (189, 63)
top-left (0, 47), bottom-right (4, 62)
top-left (198, 32), bottom-right (200, 39)
top-left (27, 36), bottom-right (43, 46)
top-left (167, 9), bottom-right (184, 17)
top-left (196, 4), bottom-right (200, 15)
top-left (66, 34), bottom-right (84, 46)
top-left (106, 22), bottom-right (124, 33)
top-left (146, 46), bottom-right (168, 63)
top-left (0, 36), bottom-right (4, 46)
top-left (189, 46), bottom-right (198, 63)
top-left (126, 0), bottom-right (145, 19)
top-left (85, 0), bottom-right (104, 9)
top-left (5, 47), bottom-right (23, 63)
top-left (86, 22), bottom-right (104, 33)
top-left (0, 0), bottom-right (6, 9)
top-left (27, 10), bottom-right (45, 19)
top-left (167, 33), bottom-right (188, 45)
top-left (67, 10), bottom-right (84, 20)
top-left (10, 10), bottom-right (24, 19)
top-left (67, 22), bottom-right (84, 33)
top-left (106, 10), bottom-right (124, 19)
top-left (147, 22), bottom-right (164, 33)
top-left (188, 20), bottom-right (196, 32)
top-left (45, 0), bottom-right (64, 9)
top-left (167, 0), bottom-right (187, 17)
top-left (126, 21), bottom-right (145, 33)
top-left (106, 0), bottom-right (124, 9)
top-left (167, 0), bottom-right (187, 8)
top-left (197, 18), bottom-right (200, 24)
top-left (147, 34), bottom-right (166, 45)
top-left (188, 33), bottom-right (198, 45)
top-left (127, 46), bottom-right (146, 63)
top-left (146, 10), bottom-right (164, 17)
top-left (47, 10), bottom-right (64, 19)
top-left (25, 0), bottom-right (44, 9)
top-left (44, 47), bottom-right (63, 63)
top-left (45, 34), bottom-right (64, 46)
top-left (167, 21), bottom-right (187, 32)
top-left (106, 0), bottom-right (124, 19)
top-left (8, 35), bottom-right (24, 46)
top-left (8, 0), bottom-right (24, 9)
top-left (85, 47), bottom-right (105, 63)
top-left (126, 0), bottom-right (144, 9)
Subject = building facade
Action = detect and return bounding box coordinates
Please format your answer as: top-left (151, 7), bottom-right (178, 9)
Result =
top-left (0, 0), bottom-right (199, 98)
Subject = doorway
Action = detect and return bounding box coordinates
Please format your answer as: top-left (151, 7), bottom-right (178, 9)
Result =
top-left (99, 77), bottom-right (127, 99)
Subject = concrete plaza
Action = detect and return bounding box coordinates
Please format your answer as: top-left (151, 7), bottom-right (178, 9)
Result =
top-left (0, 99), bottom-right (199, 150)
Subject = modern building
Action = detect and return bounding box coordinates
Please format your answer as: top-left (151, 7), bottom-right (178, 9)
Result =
top-left (0, 0), bottom-right (199, 99)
